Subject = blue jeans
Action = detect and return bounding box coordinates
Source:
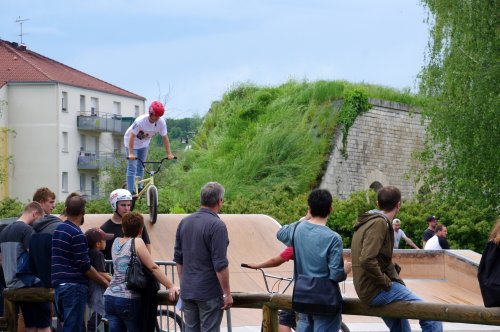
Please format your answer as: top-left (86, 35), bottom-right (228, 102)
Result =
top-left (370, 282), bottom-right (443, 332)
top-left (183, 296), bottom-right (224, 332)
top-left (104, 295), bottom-right (142, 332)
top-left (54, 283), bottom-right (88, 332)
top-left (126, 147), bottom-right (149, 193)
top-left (297, 312), bottom-right (341, 332)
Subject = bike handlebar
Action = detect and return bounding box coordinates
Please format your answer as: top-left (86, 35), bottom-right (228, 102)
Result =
top-left (126, 156), bottom-right (177, 175)
top-left (241, 263), bottom-right (293, 294)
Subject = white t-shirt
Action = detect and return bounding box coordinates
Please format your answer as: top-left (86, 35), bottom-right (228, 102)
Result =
top-left (424, 235), bottom-right (442, 250)
top-left (394, 229), bottom-right (407, 249)
top-left (124, 114), bottom-right (168, 149)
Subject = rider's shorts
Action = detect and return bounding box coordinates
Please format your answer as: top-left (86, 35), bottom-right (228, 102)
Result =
top-left (278, 309), bottom-right (296, 328)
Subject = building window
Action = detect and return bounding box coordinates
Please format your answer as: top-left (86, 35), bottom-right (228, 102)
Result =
top-left (62, 132), bottom-right (68, 153)
top-left (62, 92), bottom-right (68, 112)
top-left (90, 97), bottom-right (99, 116)
top-left (80, 174), bottom-right (86, 192)
top-left (113, 101), bottom-right (121, 116)
top-left (91, 177), bottom-right (98, 197)
top-left (80, 95), bottom-right (86, 114)
top-left (114, 137), bottom-right (122, 154)
top-left (135, 105), bottom-right (140, 117)
top-left (62, 172), bottom-right (68, 193)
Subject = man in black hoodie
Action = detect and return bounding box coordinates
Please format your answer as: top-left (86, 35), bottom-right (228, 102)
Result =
top-left (351, 186), bottom-right (442, 332)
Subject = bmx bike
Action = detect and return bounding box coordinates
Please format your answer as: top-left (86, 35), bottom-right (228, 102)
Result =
top-left (125, 157), bottom-right (175, 224)
top-left (156, 308), bottom-right (184, 332)
top-left (241, 263), bottom-right (350, 332)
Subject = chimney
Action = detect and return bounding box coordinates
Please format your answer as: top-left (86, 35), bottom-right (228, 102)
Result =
top-left (11, 42), bottom-right (18, 48)
top-left (19, 45), bottom-right (27, 51)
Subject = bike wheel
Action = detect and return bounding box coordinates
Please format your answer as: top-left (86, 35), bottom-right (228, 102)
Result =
top-left (340, 321), bottom-right (350, 332)
top-left (148, 185), bottom-right (158, 224)
top-left (156, 309), bottom-right (183, 332)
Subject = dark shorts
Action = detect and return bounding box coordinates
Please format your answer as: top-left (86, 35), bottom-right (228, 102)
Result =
top-left (20, 301), bottom-right (52, 328)
top-left (278, 309), bottom-right (296, 328)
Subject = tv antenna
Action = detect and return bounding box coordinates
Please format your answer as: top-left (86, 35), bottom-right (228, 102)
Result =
top-left (15, 16), bottom-right (29, 45)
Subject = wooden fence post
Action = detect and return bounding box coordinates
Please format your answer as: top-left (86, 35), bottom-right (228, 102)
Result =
top-left (262, 304), bottom-right (278, 332)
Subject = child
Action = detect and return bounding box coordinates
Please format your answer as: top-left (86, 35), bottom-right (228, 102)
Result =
top-left (85, 227), bottom-right (113, 332)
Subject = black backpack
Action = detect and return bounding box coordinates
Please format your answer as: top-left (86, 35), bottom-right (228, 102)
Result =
top-left (478, 241), bottom-right (500, 307)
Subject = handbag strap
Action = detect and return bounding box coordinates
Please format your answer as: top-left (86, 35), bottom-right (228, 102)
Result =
top-left (291, 221), bottom-right (302, 279)
top-left (130, 237), bottom-right (137, 259)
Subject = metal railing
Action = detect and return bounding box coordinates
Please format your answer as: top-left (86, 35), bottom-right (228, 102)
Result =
top-left (77, 111), bottom-right (134, 134)
top-left (77, 151), bottom-right (125, 170)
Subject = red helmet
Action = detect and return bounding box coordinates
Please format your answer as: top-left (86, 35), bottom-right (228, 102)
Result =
top-left (148, 101), bottom-right (165, 117)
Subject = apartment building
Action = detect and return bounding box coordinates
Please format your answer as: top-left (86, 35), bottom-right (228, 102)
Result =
top-left (0, 39), bottom-right (145, 202)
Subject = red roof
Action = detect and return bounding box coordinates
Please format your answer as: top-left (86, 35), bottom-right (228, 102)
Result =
top-left (0, 39), bottom-right (145, 100)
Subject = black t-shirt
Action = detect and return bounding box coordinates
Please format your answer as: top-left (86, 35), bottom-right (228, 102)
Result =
top-left (423, 228), bottom-right (435, 242)
top-left (89, 248), bottom-right (106, 272)
top-left (438, 237), bottom-right (450, 249)
top-left (100, 219), bottom-right (151, 260)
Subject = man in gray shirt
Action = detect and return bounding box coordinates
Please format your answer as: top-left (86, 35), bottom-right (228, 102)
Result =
top-left (174, 182), bottom-right (233, 332)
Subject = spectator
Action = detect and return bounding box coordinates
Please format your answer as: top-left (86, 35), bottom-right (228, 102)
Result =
top-left (424, 225), bottom-right (450, 250)
top-left (277, 189), bottom-right (350, 331)
top-left (351, 186), bottom-right (442, 332)
top-left (84, 228), bottom-right (113, 332)
top-left (0, 201), bottom-right (51, 332)
top-left (477, 219), bottom-right (500, 307)
top-left (124, 101), bottom-right (174, 195)
top-left (392, 219), bottom-right (420, 249)
top-left (422, 215), bottom-right (438, 247)
top-left (174, 182), bottom-right (232, 332)
top-left (32, 187), bottom-right (56, 216)
top-left (51, 195), bottom-right (109, 332)
top-left (245, 212), bottom-right (312, 332)
top-left (101, 189), bottom-right (151, 260)
top-left (104, 212), bottom-right (179, 332)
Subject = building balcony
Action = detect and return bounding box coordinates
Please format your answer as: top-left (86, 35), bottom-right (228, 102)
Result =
top-left (77, 151), bottom-right (125, 170)
top-left (77, 111), bottom-right (134, 134)
top-left (80, 189), bottom-right (105, 200)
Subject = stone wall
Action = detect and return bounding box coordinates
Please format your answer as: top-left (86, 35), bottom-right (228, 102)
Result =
top-left (320, 98), bottom-right (427, 200)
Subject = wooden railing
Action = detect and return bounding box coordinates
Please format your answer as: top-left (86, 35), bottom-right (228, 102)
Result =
top-left (2, 289), bottom-right (500, 332)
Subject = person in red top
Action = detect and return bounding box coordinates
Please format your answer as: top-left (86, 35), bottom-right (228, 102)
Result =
top-left (246, 246), bottom-right (295, 332)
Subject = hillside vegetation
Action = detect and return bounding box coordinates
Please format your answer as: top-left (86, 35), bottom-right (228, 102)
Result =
top-left (159, 80), bottom-right (422, 219)
top-left (1, 80), bottom-right (496, 252)
top-left (152, 80), bottom-right (494, 252)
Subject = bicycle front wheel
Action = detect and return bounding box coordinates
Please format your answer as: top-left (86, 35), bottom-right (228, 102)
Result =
top-left (156, 309), bottom-right (183, 332)
top-left (148, 185), bottom-right (158, 224)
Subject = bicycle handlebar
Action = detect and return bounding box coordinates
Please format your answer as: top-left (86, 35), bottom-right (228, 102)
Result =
top-left (126, 156), bottom-right (177, 175)
top-left (241, 263), bottom-right (293, 294)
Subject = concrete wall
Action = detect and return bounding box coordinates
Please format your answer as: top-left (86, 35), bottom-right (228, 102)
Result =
top-left (320, 98), bottom-right (427, 200)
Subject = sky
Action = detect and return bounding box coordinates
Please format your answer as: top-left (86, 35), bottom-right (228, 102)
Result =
top-left (0, 1), bottom-right (430, 119)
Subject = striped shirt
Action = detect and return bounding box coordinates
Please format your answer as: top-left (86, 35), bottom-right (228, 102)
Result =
top-left (51, 220), bottom-right (91, 287)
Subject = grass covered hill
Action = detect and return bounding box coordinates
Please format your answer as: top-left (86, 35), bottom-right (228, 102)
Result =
top-left (160, 80), bottom-right (424, 223)
top-left (1, 79), bottom-right (496, 251)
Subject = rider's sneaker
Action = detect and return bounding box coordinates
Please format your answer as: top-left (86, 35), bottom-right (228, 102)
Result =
top-left (131, 192), bottom-right (139, 200)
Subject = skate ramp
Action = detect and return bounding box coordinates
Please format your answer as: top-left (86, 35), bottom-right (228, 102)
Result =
top-left (83, 214), bottom-right (489, 329)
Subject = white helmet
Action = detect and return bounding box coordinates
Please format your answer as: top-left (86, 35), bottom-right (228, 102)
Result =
top-left (109, 189), bottom-right (132, 211)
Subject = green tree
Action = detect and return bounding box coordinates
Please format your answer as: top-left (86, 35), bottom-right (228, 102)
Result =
top-left (418, 0), bottom-right (500, 211)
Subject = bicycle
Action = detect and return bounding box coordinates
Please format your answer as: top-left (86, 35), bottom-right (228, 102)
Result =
top-left (241, 263), bottom-right (349, 332)
top-left (125, 157), bottom-right (175, 224)
top-left (156, 308), bottom-right (184, 332)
